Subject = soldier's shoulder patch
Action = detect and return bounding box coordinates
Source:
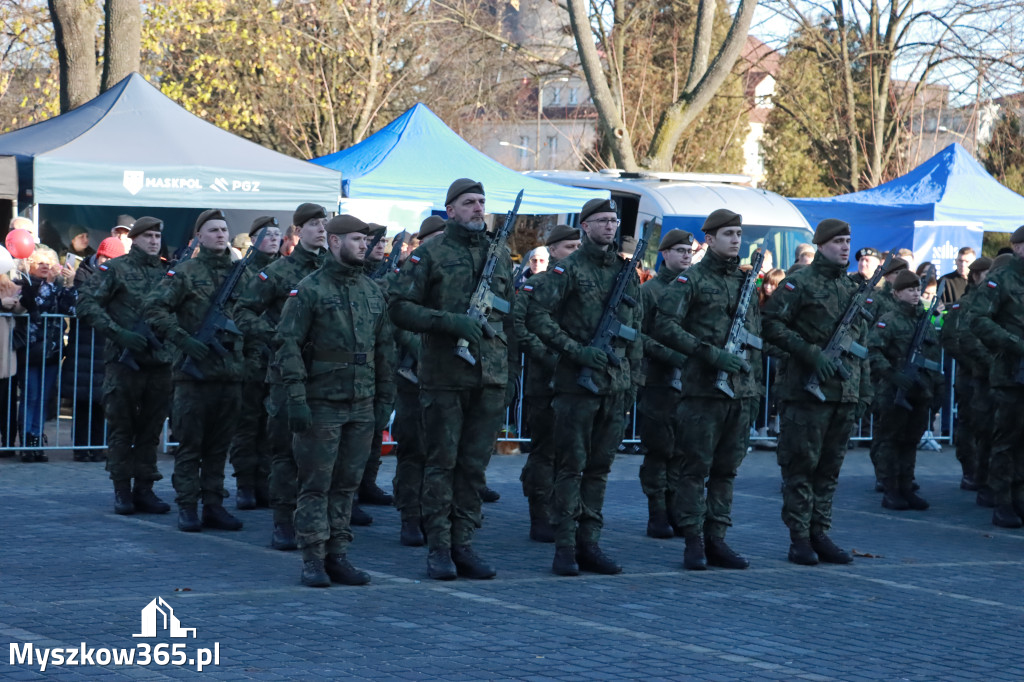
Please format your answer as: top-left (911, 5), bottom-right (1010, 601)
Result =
top-left (552, 265), bottom-right (565, 275)
top-left (98, 263), bottom-right (108, 272)
top-left (986, 280), bottom-right (997, 288)
top-left (784, 281), bottom-right (795, 291)
top-left (676, 274), bottom-right (688, 283)
top-left (951, 303), bottom-right (960, 310)
top-left (289, 289), bottom-right (299, 297)
top-left (409, 254), bottom-right (421, 264)
top-left (876, 321), bottom-right (886, 328)
top-left (866, 297), bottom-right (874, 304)
top-left (258, 271), bottom-right (268, 281)
top-left (522, 284), bottom-right (534, 292)
top-left (166, 270), bottom-right (175, 277)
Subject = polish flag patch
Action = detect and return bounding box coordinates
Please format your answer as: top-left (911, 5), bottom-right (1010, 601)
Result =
top-left (784, 282), bottom-right (795, 291)
top-left (523, 284), bottom-right (534, 292)
top-left (409, 255), bottom-right (421, 264)
top-left (866, 297), bottom-right (874, 304)
top-left (676, 275), bottom-right (688, 283)
top-left (987, 281), bottom-right (998, 288)
top-left (98, 264), bottom-right (108, 271)
top-left (167, 270), bottom-right (176, 277)
top-left (289, 289), bottom-right (299, 297)
top-left (876, 321), bottom-right (886, 328)
top-left (552, 265), bottom-right (565, 275)
top-left (951, 303), bottom-right (960, 310)
top-left (258, 271), bottom-right (268, 281)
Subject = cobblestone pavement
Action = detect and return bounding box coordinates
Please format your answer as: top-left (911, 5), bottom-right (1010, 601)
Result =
top-left (1, 442), bottom-right (1020, 681)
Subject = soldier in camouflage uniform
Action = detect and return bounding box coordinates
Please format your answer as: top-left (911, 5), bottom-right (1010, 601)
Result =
top-left (527, 198), bottom-right (642, 577)
top-left (227, 216), bottom-right (281, 510)
top-left (514, 224), bottom-right (581, 544)
top-left (390, 179), bottom-right (514, 581)
top-left (868, 270), bottom-right (942, 511)
top-left (763, 219), bottom-right (872, 566)
top-left (653, 211), bottom-right (761, 570)
top-left (145, 209), bottom-right (247, 533)
top-left (637, 228), bottom-right (693, 540)
top-left (274, 214), bottom-right (395, 587)
top-left (235, 203), bottom-right (329, 549)
top-left (969, 227), bottom-right (1024, 528)
top-left (391, 216), bottom-right (445, 547)
top-left (77, 216), bottom-right (173, 516)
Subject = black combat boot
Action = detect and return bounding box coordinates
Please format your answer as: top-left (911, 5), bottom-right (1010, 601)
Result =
top-left (350, 504), bottom-right (373, 526)
top-left (254, 485), bottom-right (270, 508)
top-left (874, 479), bottom-right (885, 493)
top-left (358, 482), bottom-right (394, 506)
top-left (480, 485), bottom-right (501, 503)
top-left (810, 532), bottom-right (853, 564)
top-left (325, 554), bottom-right (371, 585)
top-left (705, 536), bottom-right (749, 569)
top-left (960, 475), bottom-right (979, 491)
top-left (202, 504), bottom-right (244, 531)
top-left (787, 535), bottom-right (818, 566)
top-left (400, 517), bottom-right (425, 547)
top-left (427, 547), bottom-right (457, 580)
top-left (271, 522), bottom-right (298, 550)
top-left (528, 503), bottom-right (555, 543)
top-left (451, 545), bottom-right (496, 579)
top-left (992, 505), bottom-right (1023, 529)
top-left (881, 478), bottom-right (910, 510)
top-left (576, 543), bottom-right (622, 575)
top-left (552, 546), bottom-right (579, 576)
top-left (301, 558), bottom-right (331, 588)
top-left (21, 435), bottom-right (39, 463)
top-left (682, 534), bottom-right (707, 571)
top-left (976, 487), bottom-right (996, 508)
top-left (33, 434), bottom-right (47, 462)
top-left (178, 506), bottom-right (201, 532)
top-left (73, 450), bottom-right (90, 462)
top-left (235, 486), bottom-right (257, 510)
top-left (646, 498), bottom-right (674, 539)
top-left (133, 481), bottom-right (171, 514)
top-left (113, 480), bottom-right (135, 515)
top-left (900, 480), bottom-right (929, 510)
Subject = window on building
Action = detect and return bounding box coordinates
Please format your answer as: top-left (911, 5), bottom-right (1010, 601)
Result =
top-left (569, 87), bottom-right (578, 105)
top-left (550, 87), bottom-right (561, 105)
top-left (547, 135), bottom-right (557, 164)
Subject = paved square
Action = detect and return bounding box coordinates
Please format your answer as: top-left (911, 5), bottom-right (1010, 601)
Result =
top-left (2, 443), bottom-right (1020, 680)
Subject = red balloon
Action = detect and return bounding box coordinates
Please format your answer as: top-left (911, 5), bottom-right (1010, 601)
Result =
top-left (5, 228), bottom-right (35, 259)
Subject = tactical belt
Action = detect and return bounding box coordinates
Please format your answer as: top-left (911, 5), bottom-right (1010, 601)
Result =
top-left (312, 350), bottom-right (367, 364)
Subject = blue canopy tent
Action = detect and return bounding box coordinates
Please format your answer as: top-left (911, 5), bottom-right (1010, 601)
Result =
top-left (310, 103), bottom-right (606, 215)
top-left (790, 144), bottom-right (1024, 274)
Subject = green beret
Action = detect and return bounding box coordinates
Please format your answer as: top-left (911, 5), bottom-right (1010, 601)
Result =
top-left (67, 224), bottom-right (88, 240)
top-left (882, 257), bottom-right (908, 276)
top-left (367, 223), bottom-right (387, 239)
top-left (417, 216), bottom-right (446, 240)
top-left (893, 270), bottom-right (921, 291)
top-left (129, 216), bottom-right (163, 239)
top-left (580, 198), bottom-right (617, 222)
top-left (658, 229), bottom-right (694, 251)
top-left (990, 253), bottom-right (1013, 272)
top-left (194, 209), bottom-right (226, 234)
top-left (248, 215), bottom-right (279, 237)
top-left (968, 257), bottom-right (992, 273)
top-left (855, 247), bottom-right (880, 261)
top-left (812, 218), bottom-right (850, 245)
top-left (326, 214), bottom-right (370, 236)
top-left (293, 203), bottom-right (327, 227)
top-left (620, 235), bottom-right (638, 253)
top-left (1011, 225), bottom-right (1024, 244)
top-left (445, 178), bottom-right (485, 206)
top-left (545, 224), bottom-right (581, 247)
top-left (702, 209), bottom-right (742, 234)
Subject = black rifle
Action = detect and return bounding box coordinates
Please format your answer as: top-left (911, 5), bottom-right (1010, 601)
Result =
top-left (454, 189), bottom-right (524, 366)
top-left (804, 252), bottom-right (893, 401)
top-left (365, 229), bottom-right (386, 262)
top-left (178, 230), bottom-right (269, 380)
top-left (117, 319), bottom-right (165, 371)
top-left (170, 234), bottom-right (201, 268)
top-left (577, 219), bottom-right (657, 394)
top-left (371, 232), bottom-right (404, 280)
top-left (714, 249), bottom-right (765, 398)
top-left (894, 279), bottom-right (946, 410)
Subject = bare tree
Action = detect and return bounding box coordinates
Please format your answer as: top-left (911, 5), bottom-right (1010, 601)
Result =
top-left (47, 0), bottom-right (101, 112)
top-left (101, 0), bottom-right (140, 90)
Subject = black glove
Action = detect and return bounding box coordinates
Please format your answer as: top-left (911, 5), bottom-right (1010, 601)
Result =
top-left (288, 402), bottom-right (312, 433)
top-left (179, 337), bottom-right (210, 361)
top-left (444, 314), bottom-right (484, 345)
top-left (114, 328), bottom-right (148, 353)
top-left (578, 346), bottom-right (609, 371)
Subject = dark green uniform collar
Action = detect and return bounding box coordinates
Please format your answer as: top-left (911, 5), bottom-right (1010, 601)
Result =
top-left (252, 249), bottom-right (277, 268)
top-left (197, 247), bottom-right (233, 266)
top-left (323, 256), bottom-right (363, 280)
top-left (809, 250), bottom-right (848, 279)
top-left (656, 264), bottom-right (680, 281)
top-left (292, 243), bottom-right (325, 266)
top-left (443, 220), bottom-right (489, 247)
top-left (895, 298), bottom-right (918, 315)
top-left (702, 247), bottom-right (739, 274)
top-left (127, 244), bottom-right (163, 267)
top-left (579, 233), bottom-right (618, 266)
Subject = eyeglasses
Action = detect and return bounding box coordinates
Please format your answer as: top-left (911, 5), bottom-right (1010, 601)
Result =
top-left (586, 218), bottom-right (621, 227)
top-left (667, 247), bottom-right (693, 255)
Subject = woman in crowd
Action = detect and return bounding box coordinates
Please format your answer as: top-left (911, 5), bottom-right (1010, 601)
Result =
top-left (0, 271), bottom-right (24, 456)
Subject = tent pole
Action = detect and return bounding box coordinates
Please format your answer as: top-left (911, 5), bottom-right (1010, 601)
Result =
top-left (31, 204), bottom-right (39, 242)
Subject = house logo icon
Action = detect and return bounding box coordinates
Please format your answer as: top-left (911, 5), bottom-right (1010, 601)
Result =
top-left (123, 170), bottom-right (144, 195)
top-left (132, 597), bottom-right (197, 639)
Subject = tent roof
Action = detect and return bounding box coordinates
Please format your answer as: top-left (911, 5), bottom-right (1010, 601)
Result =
top-left (0, 73), bottom-right (341, 211)
top-left (311, 103), bottom-right (606, 214)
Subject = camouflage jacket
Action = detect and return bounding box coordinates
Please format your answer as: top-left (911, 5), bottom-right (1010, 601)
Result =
top-left (941, 283), bottom-right (990, 379)
top-left (145, 247), bottom-right (246, 382)
top-left (762, 251), bottom-right (871, 404)
top-left (514, 264), bottom-right (559, 397)
top-left (868, 299), bottom-right (943, 404)
top-left (383, 266), bottom-right (421, 390)
top-left (274, 257), bottom-right (396, 405)
top-left (389, 221), bottom-right (514, 389)
top-left (77, 245), bottom-right (173, 367)
top-left (639, 266), bottom-right (688, 390)
top-left (653, 249), bottom-right (762, 399)
top-left (234, 244), bottom-right (326, 382)
top-left (864, 281), bottom-right (895, 323)
top-left (526, 235), bottom-right (642, 396)
top-left (969, 255), bottom-right (1024, 388)
top-left (236, 249), bottom-right (277, 380)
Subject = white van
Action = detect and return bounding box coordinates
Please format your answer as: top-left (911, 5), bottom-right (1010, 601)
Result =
top-left (526, 170), bottom-right (813, 270)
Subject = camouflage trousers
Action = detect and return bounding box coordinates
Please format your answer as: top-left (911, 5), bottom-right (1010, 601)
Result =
top-left (227, 379), bottom-right (270, 492)
top-left (391, 385), bottom-right (425, 522)
top-left (953, 365), bottom-right (975, 473)
top-left (420, 386), bottom-right (504, 549)
top-left (520, 393), bottom-right (555, 519)
top-left (987, 387), bottom-right (1024, 507)
top-left (266, 384), bottom-right (297, 525)
top-left (874, 391), bottom-right (929, 481)
top-left (292, 398), bottom-right (374, 561)
top-left (551, 391), bottom-right (626, 548)
top-left (776, 401), bottom-right (856, 538)
top-left (171, 381), bottom-right (241, 507)
top-left (670, 397), bottom-right (753, 539)
top-left (103, 363), bottom-right (171, 483)
top-left (362, 430), bottom-right (384, 493)
top-left (637, 387), bottom-right (683, 514)
top-left (972, 377), bottom-right (994, 489)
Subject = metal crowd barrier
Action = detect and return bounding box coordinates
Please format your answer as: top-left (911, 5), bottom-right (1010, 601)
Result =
top-left (0, 312), bottom-right (955, 456)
